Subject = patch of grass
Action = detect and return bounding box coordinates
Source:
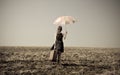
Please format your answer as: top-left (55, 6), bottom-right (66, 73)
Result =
top-left (0, 47), bottom-right (120, 75)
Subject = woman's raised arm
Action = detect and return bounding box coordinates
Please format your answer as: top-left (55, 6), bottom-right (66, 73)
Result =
top-left (63, 31), bottom-right (68, 40)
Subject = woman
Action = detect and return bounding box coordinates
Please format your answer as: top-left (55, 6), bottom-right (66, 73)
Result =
top-left (53, 26), bottom-right (67, 64)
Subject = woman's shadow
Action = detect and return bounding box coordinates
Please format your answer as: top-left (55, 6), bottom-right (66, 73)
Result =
top-left (62, 63), bottom-right (80, 67)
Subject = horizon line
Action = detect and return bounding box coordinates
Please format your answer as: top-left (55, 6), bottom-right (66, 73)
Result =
top-left (0, 45), bottom-right (120, 49)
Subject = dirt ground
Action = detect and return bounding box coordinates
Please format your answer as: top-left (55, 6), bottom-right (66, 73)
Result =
top-left (0, 46), bottom-right (120, 75)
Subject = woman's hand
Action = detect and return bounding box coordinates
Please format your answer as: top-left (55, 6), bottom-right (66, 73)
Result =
top-left (65, 31), bottom-right (68, 34)
top-left (64, 31), bottom-right (68, 40)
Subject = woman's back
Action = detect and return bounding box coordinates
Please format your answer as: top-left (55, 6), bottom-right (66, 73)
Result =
top-left (56, 33), bottom-right (63, 41)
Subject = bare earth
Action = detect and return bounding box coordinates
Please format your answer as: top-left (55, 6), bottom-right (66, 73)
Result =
top-left (0, 47), bottom-right (120, 75)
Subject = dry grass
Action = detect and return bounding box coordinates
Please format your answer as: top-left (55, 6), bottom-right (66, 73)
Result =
top-left (0, 46), bottom-right (120, 75)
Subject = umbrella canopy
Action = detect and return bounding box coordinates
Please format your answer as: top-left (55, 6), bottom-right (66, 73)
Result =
top-left (53, 16), bottom-right (76, 25)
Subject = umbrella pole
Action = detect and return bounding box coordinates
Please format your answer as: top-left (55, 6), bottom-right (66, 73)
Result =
top-left (65, 25), bottom-right (67, 32)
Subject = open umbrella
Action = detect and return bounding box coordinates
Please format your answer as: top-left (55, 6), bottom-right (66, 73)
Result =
top-left (53, 16), bottom-right (76, 30)
top-left (53, 16), bottom-right (76, 25)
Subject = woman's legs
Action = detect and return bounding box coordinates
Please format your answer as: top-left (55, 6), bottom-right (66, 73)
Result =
top-left (57, 51), bottom-right (61, 64)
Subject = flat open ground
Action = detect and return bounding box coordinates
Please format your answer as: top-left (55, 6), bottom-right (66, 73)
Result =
top-left (0, 47), bottom-right (120, 75)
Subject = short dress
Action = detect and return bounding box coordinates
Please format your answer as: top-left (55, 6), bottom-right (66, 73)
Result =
top-left (55, 33), bottom-right (64, 52)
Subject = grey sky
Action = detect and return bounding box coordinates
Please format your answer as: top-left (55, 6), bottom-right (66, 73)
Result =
top-left (0, 0), bottom-right (120, 48)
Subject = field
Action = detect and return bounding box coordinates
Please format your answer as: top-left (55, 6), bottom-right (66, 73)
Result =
top-left (0, 46), bottom-right (120, 75)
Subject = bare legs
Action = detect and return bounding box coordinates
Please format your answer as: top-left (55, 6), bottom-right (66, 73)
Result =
top-left (51, 50), bottom-right (62, 64)
top-left (57, 51), bottom-right (61, 64)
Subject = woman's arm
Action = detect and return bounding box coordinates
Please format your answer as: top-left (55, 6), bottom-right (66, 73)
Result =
top-left (63, 31), bottom-right (68, 40)
top-left (54, 33), bottom-right (57, 43)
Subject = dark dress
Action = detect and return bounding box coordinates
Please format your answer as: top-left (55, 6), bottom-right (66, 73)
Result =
top-left (55, 32), bottom-right (64, 52)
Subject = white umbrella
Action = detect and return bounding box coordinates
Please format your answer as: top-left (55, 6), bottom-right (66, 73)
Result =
top-left (53, 16), bottom-right (76, 30)
top-left (53, 16), bottom-right (76, 25)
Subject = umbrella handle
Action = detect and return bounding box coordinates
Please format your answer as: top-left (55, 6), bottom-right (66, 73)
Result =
top-left (65, 25), bottom-right (67, 32)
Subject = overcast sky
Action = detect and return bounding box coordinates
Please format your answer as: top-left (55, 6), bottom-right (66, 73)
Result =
top-left (0, 0), bottom-right (120, 48)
